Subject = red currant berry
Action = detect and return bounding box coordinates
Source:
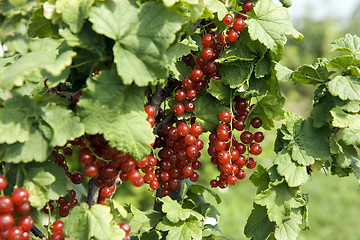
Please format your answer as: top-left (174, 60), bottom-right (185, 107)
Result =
top-left (0, 214), bottom-right (14, 230)
top-left (246, 157), bottom-right (257, 169)
top-left (119, 222), bottom-right (131, 236)
top-left (177, 124), bottom-right (191, 136)
top-left (144, 105), bottom-right (155, 117)
top-left (0, 176), bottom-right (7, 191)
top-left (242, 0), bottom-right (254, 12)
top-left (182, 77), bottom-right (194, 90)
top-left (228, 175), bottom-right (237, 185)
top-left (240, 131), bottom-right (253, 144)
top-left (52, 220), bottom-right (64, 233)
top-left (185, 101), bottom-right (195, 112)
top-left (201, 47), bottom-right (215, 61)
top-left (222, 14), bottom-right (234, 25)
top-left (217, 150), bottom-right (231, 164)
top-left (195, 56), bottom-right (206, 67)
top-left (228, 30), bottom-right (238, 42)
top-left (71, 172), bottom-right (84, 184)
top-left (0, 196), bottom-right (13, 214)
top-left (191, 124), bottom-right (203, 137)
top-left (11, 188), bottom-right (29, 206)
top-left (16, 202), bottom-right (31, 215)
top-left (173, 103), bottom-right (185, 116)
top-left (189, 172), bottom-right (199, 182)
top-left (83, 163), bottom-right (99, 178)
top-left (50, 232), bottom-right (65, 240)
top-left (206, 61), bottom-right (219, 74)
top-left (210, 179), bottom-right (218, 188)
top-left (190, 69), bottom-right (203, 81)
top-left (233, 18), bottom-right (245, 31)
top-left (253, 131), bottom-right (264, 143)
top-left (249, 143), bottom-right (262, 155)
top-left (128, 170), bottom-right (144, 187)
top-left (79, 148), bottom-right (95, 164)
top-left (18, 216), bottom-right (33, 232)
top-left (219, 110), bottom-right (231, 123)
top-left (251, 117), bottom-right (262, 128)
top-left (201, 34), bottom-right (215, 48)
top-left (149, 180), bottom-right (160, 190)
top-left (8, 226), bottom-right (23, 240)
top-left (175, 89), bottom-right (186, 101)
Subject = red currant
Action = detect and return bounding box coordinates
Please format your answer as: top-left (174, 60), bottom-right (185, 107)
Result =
top-left (222, 14), bottom-right (234, 25)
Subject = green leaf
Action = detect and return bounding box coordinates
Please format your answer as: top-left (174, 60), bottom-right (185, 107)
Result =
top-left (24, 162), bottom-right (69, 208)
top-left (218, 60), bottom-right (254, 89)
top-left (246, 0), bottom-right (303, 54)
top-left (292, 59), bottom-right (333, 85)
top-left (328, 75), bottom-right (360, 101)
top-left (41, 103), bottom-right (84, 147)
top-left (249, 164), bottom-right (271, 193)
top-left (274, 210), bottom-right (302, 240)
top-left (331, 34), bottom-right (360, 58)
top-left (207, 79), bottom-right (231, 104)
top-left (160, 196), bottom-right (204, 223)
top-left (203, 0), bottom-right (227, 20)
top-left (255, 53), bottom-right (272, 78)
top-left (351, 157), bottom-right (360, 183)
top-left (275, 62), bottom-right (293, 82)
top-left (244, 204), bottom-right (275, 240)
top-left (77, 70), bottom-right (154, 160)
top-left (0, 95), bottom-right (39, 144)
top-left (330, 138), bottom-right (357, 168)
top-left (274, 149), bottom-right (308, 187)
top-left (27, 7), bottom-right (56, 38)
top-left (247, 95), bottom-right (285, 130)
top-left (0, 44), bottom-right (76, 90)
top-left (55, 0), bottom-right (94, 33)
top-left (331, 107), bottom-right (350, 128)
top-left (88, 0), bottom-right (185, 86)
top-left (328, 55), bottom-right (360, 69)
top-left (0, 126), bottom-right (50, 163)
top-left (128, 205), bottom-right (162, 234)
top-left (187, 183), bottom-right (221, 204)
top-left (331, 107), bottom-right (360, 145)
top-left (156, 217), bottom-right (202, 240)
top-left (193, 94), bottom-right (229, 132)
top-left (254, 181), bottom-right (304, 224)
top-left (64, 203), bottom-right (125, 240)
top-left (107, 198), bottom-right (128, 219)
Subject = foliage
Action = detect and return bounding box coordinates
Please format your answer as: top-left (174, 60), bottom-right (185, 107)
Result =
top-left (0, 0), bottom-right (359, 239)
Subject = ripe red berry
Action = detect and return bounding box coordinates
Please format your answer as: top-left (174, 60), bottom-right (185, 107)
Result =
top-left (175, 89), bottom-right (186, 101)
top-left (177, 123), bottom-right (191, 136)
top-left (217, 150), bottom-right (231, 164)
top-left (119, 222), bottom-right (131, 236)
top-left (50, 232), bottom-right (65, 240)
top-left (186, 89), bottom-right (197, 100)
top-left (0, 176), bottom-right (7, 191)
top-left (182, 77), bottom-right (194, 90)
top-left (206, 61), bottom-right (219, 74)
top-left (52, 220), bottom-right (64, 233)
top-left (240, 131), bottom-right (253, 144)
top-left (0, 196), bottom-right (13, 214)
top-left (222, 14), bottom-right (234, 25)
top-left (128, 170), bottom-right (144, 187)
top-left (79, 148), bottom-right (94, 164)
top-left (246, 157), bottom-right (257, 169)
top-left (70, 172), bottom-right (84, 184)
top-left (185, 101), bottom-right (195, 112)
top-left (190, 69), bottom-right (203, 81)
top-left (253, 131), bottom-right (264, 143)
top-left (191, 124), bottom-right (203, 137)
top-left (173, 103), bottom-right (185, 116)
top-left (228, 30), bottom-right (238, 42)
top-left (219, 110), bottom-right (231, 123)
top-left (144, 105), bottom-right (155, 117)
top-left (233, 18), bottom-right (245, 31)
top-left (18, 216), bottom-right (33, 232)
top-left (210, 179), bottom-right (218, 188)
top-left (242, 0), bottom-right (254, 12)
top-left (11, 188), bottom-right (29, 206)
top-left (249, 143), bottom-right (262, 155)
top-left (101, 187), bottom-right (113, 199)
top-left (251, 117), bottom-right (262, 128)
top-left (202, 34), bottom-right (215, 47)
top-left (201, 47), bottom-right (215, 61)
top-left (228, 175), bottom-right (237, 185)
top-left (189, 172), bottom-right (199, 182)
top-left (16, 202), bottom-right (31, 215)
top-left (83, 163), bottom-right (99, 178)
top-left (149, 180), bottom-right (159, 190)
top-left (8, 226), bottom-right (23, 240)
top-left (0, 214), bottom-right (14, 230)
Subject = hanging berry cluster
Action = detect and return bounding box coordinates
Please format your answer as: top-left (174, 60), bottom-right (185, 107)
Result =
top-left (152, 121), bottom-right (204, 196)
top-left (42, 189), bottom-right (78, 219)
top-left (0, 176), bottom-right (33, 240)
top-left (208, 96), bottom-right (264, 189)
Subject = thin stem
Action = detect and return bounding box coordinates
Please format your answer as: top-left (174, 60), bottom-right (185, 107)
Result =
top-left (46, 203), bottom-right (52, 239)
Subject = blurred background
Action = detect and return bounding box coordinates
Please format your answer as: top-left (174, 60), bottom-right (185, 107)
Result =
top-left (114, 1), bottom-right (360, 239)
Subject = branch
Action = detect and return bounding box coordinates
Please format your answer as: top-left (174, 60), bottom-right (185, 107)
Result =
top-left (154, 112), bottom-right (175, 134)
top-left (31, 225), bottom-right (47, 240)
top-left (85, 178), bottom-right (100, 208)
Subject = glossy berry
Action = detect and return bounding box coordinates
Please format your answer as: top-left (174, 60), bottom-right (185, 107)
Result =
top-left (128, 170), bottom-right (144, 187)
top-left (201, 47), bottom-right (215, 61)
top-left (175, 89), bottom-right (186, 101)
top-left (8, 226), bottom-right (23, 240)
top-left (242, 0), bottom-right (254, 12)
top-left (119, 222), bottom-right (131, 236)
top-left (182, 77), bottom-right (194, 90)
top-left (217, 150), bottom-right (231, 164)
top-left (240, 131), bottom-right (253, 144)
top-left (251, 117), bottom-right (262, 128)
top-left (11, 188), bottom-right (29, 206)
top-left (219, 110), bottom-right (231, 123)
top-left (173, 103), bottom-right (185, 116)
top-left (0, 176), bottom-right (7, 191)
top-left (50, 232), bottom-right (65, 240)
top-left (186, 89), bottom-right (197, 100)
top-left (228, 30), bottom-right (238, 42)
top-left (0, 196), bottom-right (13, 214)
top-left (190, 69), bottom-right (203, 81)
top-left (101, 187), bottom-right (113, 199)
top-left (83, 163), bottom-right (99, 178)
top-left (191, 124), bottom-right (203, 137)
top-left (249, 143), bottom-right (262, 155)
top-left (233, 18), bottom-right (246, 31)
top-left (253, 131), bottom-right (264, 143)
top-left (222, 14), bottom-right (234, 25)
top-left (228, 175), bottom-right (237, 185)
top-left (52, 220), bottom-right (64, 233)
top-left (210, 179), bottom-right (218, 188)
top-left (16, 202), bottom-right (31, 215)
top-left (206, 61), bottom-right (219, 74)
top-left (149, 180), bottom-right (160, 190)
top-left (0, 214), bottom-right (14, 230)
top-left (18, 216), bottom-right (33, 232)
top-left (70, 172), bottom-right (84, 184)
top-left (201, 34), bottom-right (215, 47)
top-left (177, 123), bottom-right (191, 136)
top-left (144, 105), bottom-right (155, 117)
top-left (185, 101), bottom-right (195, 112)
top-left (246, 157), bottom-right (257, 169)
top-left (79, 148), bottom-right (94, 164)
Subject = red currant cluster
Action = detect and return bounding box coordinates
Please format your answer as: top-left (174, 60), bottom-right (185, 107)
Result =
top-left (0, 176), bottom-right (33, 240)
top-left (219, 0), bottom-right (254, 43)
top-left (208, 97), bottom-right (264, 188)
top-left (50, 220), bottom-right (64, 240)
top-left (119, 222), bottom-right (130, 240)
top-left (77, 134), bottom-right (160, 202)
top-left (51, 145), bottom-right (84, 185)
top-left (153, 121), bottom-right (203, 196)
top-left (42, 189), bottom-right (78, 218)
